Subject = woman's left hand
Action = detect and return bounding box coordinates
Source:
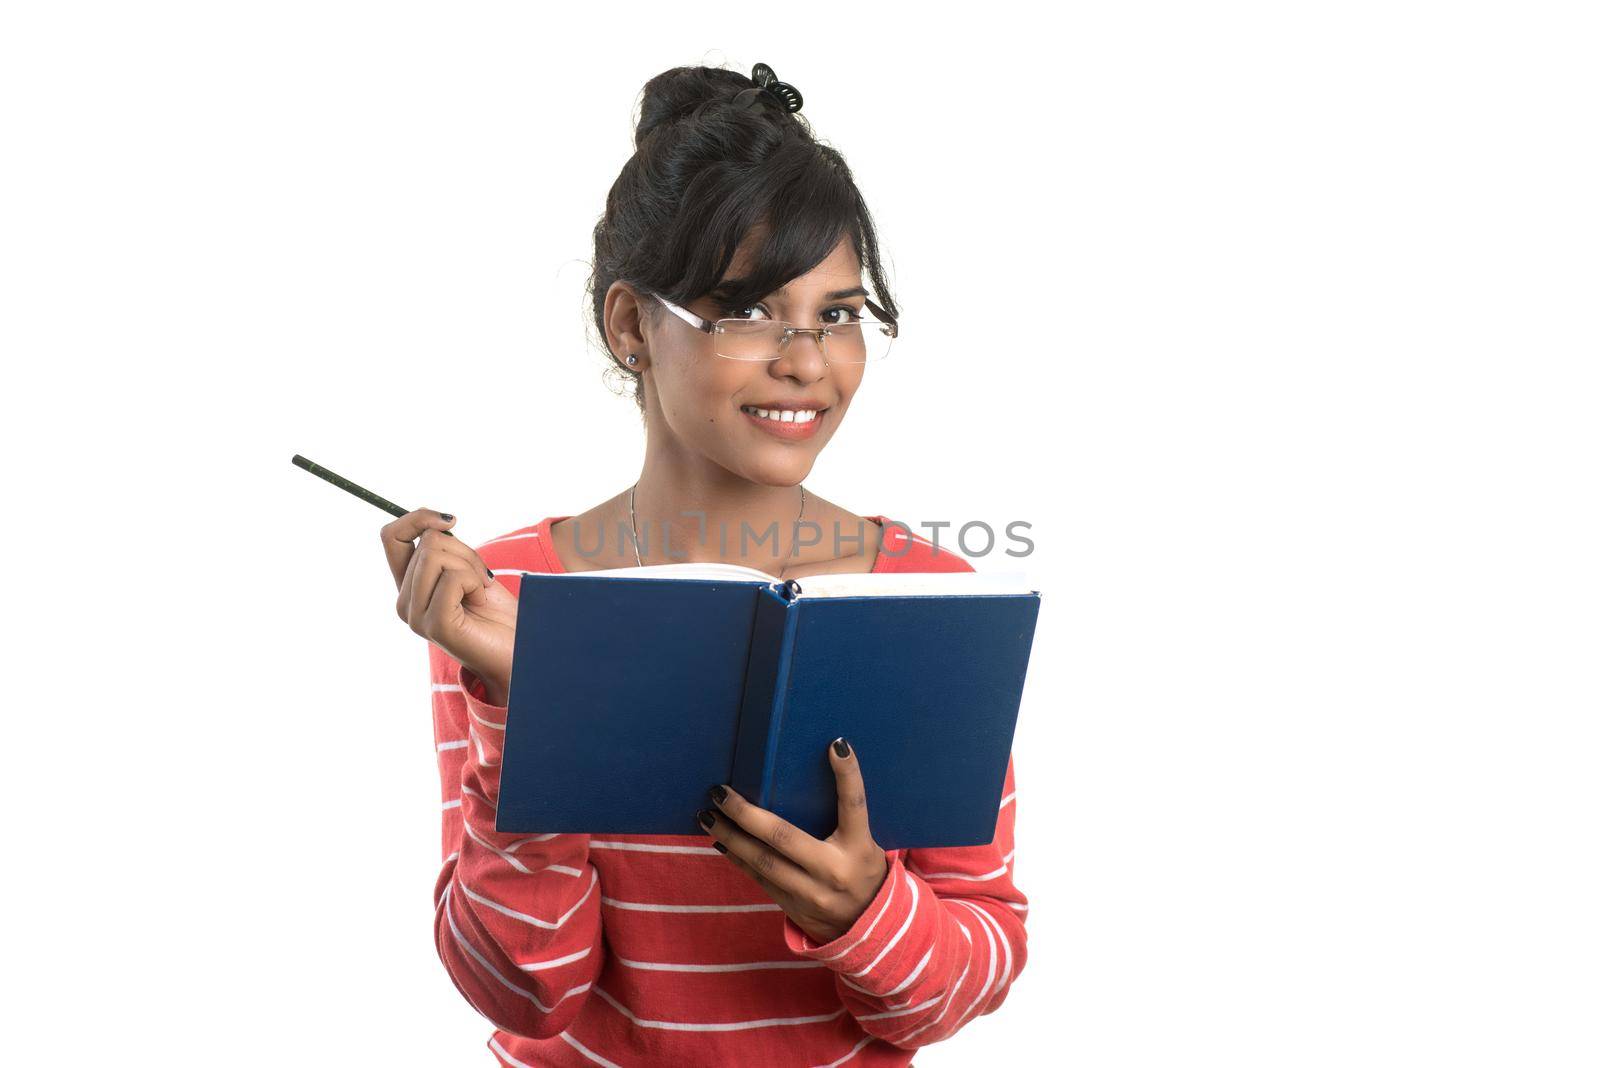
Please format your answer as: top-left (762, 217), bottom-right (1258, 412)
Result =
top-left (698, 737), bottom-right (888, 945)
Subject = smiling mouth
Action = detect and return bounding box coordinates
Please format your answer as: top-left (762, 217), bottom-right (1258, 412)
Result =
top-left (739, 405), bottom-right (826, 424)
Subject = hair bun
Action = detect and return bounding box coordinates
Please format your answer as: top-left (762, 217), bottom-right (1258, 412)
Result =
top-left (635, 62), bottom-right (804, 147)
top-left (634, 66), bottom-right (748, 146)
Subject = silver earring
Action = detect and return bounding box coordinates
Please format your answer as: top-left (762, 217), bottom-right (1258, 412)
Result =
top-left (626, 354), bottom-right (639, 366)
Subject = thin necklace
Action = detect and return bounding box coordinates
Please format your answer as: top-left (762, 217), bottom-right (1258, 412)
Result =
top-left (628, 482), bottom-right (806, 570)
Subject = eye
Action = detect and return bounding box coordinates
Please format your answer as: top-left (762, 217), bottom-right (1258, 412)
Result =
top-left (721, 303), bottom-right (772, 321)
top-left (821, 305), bottom-right (864, 326)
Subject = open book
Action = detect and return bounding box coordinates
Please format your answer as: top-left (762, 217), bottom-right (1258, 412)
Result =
top-left (495, 561), bottom-right (1042, 850)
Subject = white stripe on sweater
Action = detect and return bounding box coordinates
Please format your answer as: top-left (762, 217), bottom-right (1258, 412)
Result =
top-left (458, 869), bottom-right (597, 930)
top-left (591, 985), bottom-right (846, 1032)
top-left (433, 681), bottom-right (509, 728)
top-left (806, 864), bottom-right (900, 964)
top-left (615, 954), bottom-right (824, 972)
top-left (896, 907), bottom-right (984, 1044)
top-left (589, 839), bottom-right (721, 855)
top-left (496, 832), bottom-right (563, 851)
top-left (807, 1034), bottom-right (877, 1068)
top-left (906, 861), bottom-right (1009, 883)
top-left (491, 1032), bottom-right (624, 1068)
top-left (943, 899), bottom-right (1001, 1033)
top-left (514, 944), bottom-right (595, 972)
top-left (842, 870), bottom-right (920, 981)
top-left (855, 993), bottom-right (945, 1021)
top-left (462, 821), bottom-right (586, 877)
top-left (440, 883), bottom-right (591, 1014)
top-left (469, 724), bottom-right (498, 766)
top-left (601, 896), bottom-right (782, 913)
top-left (468, 708), bottom-right (506, 731)
top-left (897, 948), bottom-right (975, 1045)
top-left (952, 898), bottom-right (1014, 1006)
top-left (841, 942), bottom-right (933, 1000)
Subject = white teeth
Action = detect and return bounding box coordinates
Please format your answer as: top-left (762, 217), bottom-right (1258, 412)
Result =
top-left (743, 406), bottom-right (819, 424)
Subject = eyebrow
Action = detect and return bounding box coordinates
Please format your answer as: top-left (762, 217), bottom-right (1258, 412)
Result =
top-left (776, 284), bottom-right (869, 301)
top-left (714, 280), bottom-right (869, 302)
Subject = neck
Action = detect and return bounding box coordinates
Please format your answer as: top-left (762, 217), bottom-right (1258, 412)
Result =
top-left (629, 451), bottom-right (807, 572)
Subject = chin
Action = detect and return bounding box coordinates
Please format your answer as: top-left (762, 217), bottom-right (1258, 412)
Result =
top-left (739, 455), bottom-right (816, 488)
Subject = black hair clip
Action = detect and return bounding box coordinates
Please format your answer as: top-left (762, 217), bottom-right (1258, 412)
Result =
top-left (733, 62), bottom-right (803, 114)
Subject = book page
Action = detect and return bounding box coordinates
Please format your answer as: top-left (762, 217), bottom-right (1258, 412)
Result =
top-left (786, 570), bottom-right (1036, 598)
top-left (548, 562), bottom-right (1036, 598)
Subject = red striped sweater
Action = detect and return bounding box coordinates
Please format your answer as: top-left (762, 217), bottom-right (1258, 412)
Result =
top-left (429, 514), bottom-right (1029, 1066)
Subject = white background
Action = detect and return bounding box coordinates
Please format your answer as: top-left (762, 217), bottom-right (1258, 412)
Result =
top-left (4, 2), bottom-right (1596, 1065)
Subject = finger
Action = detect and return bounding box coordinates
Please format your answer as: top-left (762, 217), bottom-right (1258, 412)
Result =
top-left (419, 524), bottom-right (497, 582)
top-left (420, 566), bottom-right (476, 646)
top-left (714, 841), bottom-right (787, 901)
top-left (407, 537), bottom-right (484, 635)
top-left (829, 737), bottom-right (872, 844)
top-left (380, 508), bottom-right (457, 589)
top-left (709, 784), bottom-right (832, 875)
top-left (396, 543), bottom-right (431, 633)
top-left (700, 807), bottom-right (815, 904)
top-left (396, 527), bottom-right (495, 626)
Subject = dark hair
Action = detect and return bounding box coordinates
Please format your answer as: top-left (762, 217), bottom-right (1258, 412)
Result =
top-left (588, 64), bottom-right (900, 415)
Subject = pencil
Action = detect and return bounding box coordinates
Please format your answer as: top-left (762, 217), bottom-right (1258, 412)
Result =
top-left (291, 454), bottom-right (456, 538)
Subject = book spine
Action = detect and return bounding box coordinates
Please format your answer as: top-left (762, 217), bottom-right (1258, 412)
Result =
top-left (729, 584), bottom-right (799, 808)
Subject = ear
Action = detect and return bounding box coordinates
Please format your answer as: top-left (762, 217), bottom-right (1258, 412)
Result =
top-left (603, 281), bottom-right (651, 370)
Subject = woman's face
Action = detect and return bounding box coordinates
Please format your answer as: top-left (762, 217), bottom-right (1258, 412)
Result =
top-left (627, 236), bottom-right (871, 488)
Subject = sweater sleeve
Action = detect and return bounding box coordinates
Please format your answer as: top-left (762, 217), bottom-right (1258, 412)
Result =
top-left (781, 753), bottom-right (1029, 1050)
top-left (429, 640), bottom-right (605, 1039)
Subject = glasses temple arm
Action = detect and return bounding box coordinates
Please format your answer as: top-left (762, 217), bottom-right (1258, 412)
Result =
top-left (653, 293), bottom-right (717, 334)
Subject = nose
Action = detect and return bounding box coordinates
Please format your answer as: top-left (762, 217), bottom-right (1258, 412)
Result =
top-left (769, 329), bottom-right (829, 383)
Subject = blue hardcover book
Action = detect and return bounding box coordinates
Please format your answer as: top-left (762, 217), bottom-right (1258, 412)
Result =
top-left (494, 562), bottom-right (1041, 850)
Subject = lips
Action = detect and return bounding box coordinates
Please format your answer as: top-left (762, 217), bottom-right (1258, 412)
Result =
top-left (739, 404), bottom-right (826, 440)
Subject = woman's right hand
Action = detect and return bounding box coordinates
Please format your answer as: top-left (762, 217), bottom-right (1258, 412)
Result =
top-left (382, 509), bottom-right (518, 705)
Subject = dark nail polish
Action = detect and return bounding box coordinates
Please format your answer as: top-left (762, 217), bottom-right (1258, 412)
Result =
top-left (486, 569), bottom-right (496, 581)
top-left (713, 841), bottom-right (727, 853)
top-left (709, 784), bottom-right (727, 804)
top-left (440, 513), bottom-right (454, 522)
top-left (833, 737), bottom-right (851, 758)
top-left (697, 809), bottom-right (716, 829)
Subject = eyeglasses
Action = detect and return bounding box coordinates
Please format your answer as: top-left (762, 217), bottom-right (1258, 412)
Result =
top-left (651, 293), bottom-right (898, 363)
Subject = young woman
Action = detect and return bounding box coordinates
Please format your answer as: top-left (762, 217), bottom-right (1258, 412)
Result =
top-left (381, 62), bottom-right (1029, 1067)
